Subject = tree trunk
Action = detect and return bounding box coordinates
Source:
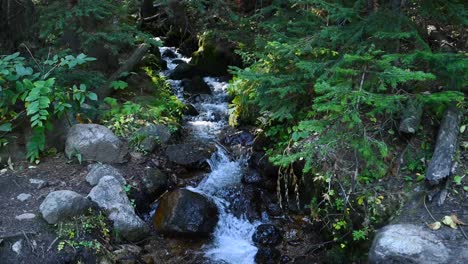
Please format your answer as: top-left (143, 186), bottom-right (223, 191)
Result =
top-left (425, 106), bottom-right (462, 185)
top-left (97, 43), bottom-right (150, 99)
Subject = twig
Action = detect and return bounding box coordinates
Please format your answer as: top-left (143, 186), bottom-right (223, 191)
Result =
top-left (0, 231), bottom-right (36, 239)
top-left (22, 230), bottom-right (35, 252)
top-left (423, 194), bottom-right (438, 222)
top-left (459, 226), bottom-right (468, 240)
top-left (47, 237), bottom-right (59, 252)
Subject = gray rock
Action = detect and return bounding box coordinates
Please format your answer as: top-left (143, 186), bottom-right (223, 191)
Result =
top-left (88, 176), bottom-right (147, 241)
top-left (17, 193), bottom-right (32, 202)
top-left (165, 142), bottom-right (215, 169)
top-left (15, 213), bottom-right (36, 220)
top-left (142, 168), bottom-right (169, 196)
top-left (153, 189), bottom-right (218, 237)
top-left (12, 240), bottom-right (22, 255)
top-left (86, 163), bottom-right (126, 186)
top-left (369, 224), bottom-right (450, 264)
top-left (29, 178), bottom-right (46, 186)
top-left (65, 124), bottom-right (128, 164)
top-left (39, 190), bottom-right (91, 224)
top-left (133, 124), bottom-right (171, 153)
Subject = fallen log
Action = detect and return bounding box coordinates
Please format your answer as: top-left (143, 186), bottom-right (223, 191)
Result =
top-left (426, 106), bottom-right (462, 185)
top-left (399, 100), bottom-right (423, 134)
top-left (96, 43), bottom-right (150, 99)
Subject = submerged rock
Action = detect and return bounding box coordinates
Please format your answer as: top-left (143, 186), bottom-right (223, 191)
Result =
top-left (369, 224), bottom-right (450, 264)
top-left (88, 176), bottom-right (147, 241)
top-left (65, 124), bottom-right (128, 163)
top-left (165, 142), bottom-right (215, 169)
top-left (133, 124), bottom-right (171, 153)
top-left (86, 163), bottom-right (125, 186)
top-left (40, 190), bottom-right (91, 224)
top-left (153, 189), bottom-right (218, 237)
top-left (252, 224), bottom-right (283, 247)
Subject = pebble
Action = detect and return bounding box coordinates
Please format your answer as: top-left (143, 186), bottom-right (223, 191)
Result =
top-left (12, 240), bottom-right (22, 254)
top-left (29, 178), bottom-right (48, 189)
top-left (15, 213), bottom-right (36, 220)
top-left (17, 193), bottom-right (32, 202)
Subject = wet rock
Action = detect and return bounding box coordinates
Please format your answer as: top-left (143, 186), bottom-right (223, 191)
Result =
top-left (40, 190), bottom-right (91, 224)
top-left (255, 247), bottom-right (281, 264)
top-left (169, 62), bottom-right (199, 80)
top-left (242, 171), bottom-right (264, 185)
top-left (17, 193), bottom-right (32, 202)
top-left (65, 124), bottom-right (128, 164)
top-left (86, 163), bottom-right (125, 186)
top-left (181, 76), bottom-right (212, 95)
top-left (142, 168), bottom-right (169, 196)
top-left (222, 131), bottom-right (254, 146)
top-left (15, 213), bottom-right (36, 220)
top-left (88, 176), bottom-right (147, 241)
top-left (162, 49), bottom-right (177, 58)
top-left (252, 224), bottom-right (282, 247)
top-left (369, 224), bottom-right (450, 264)
top-left (153, 189), bottom-right (218, 237)
top-left (172, 59), bottom-right (185, 65)
top-left (225, 186), bottom-right (263, 221)
top-left (133, 124), bottom-right (171, 153)
top-left (183, 104), bottom-right (199, 116)
top-left (249, 151), bottom-right (278, 179)
top-left (266, 203), bottom-right (282, 217)
top-left (165, 142), bottom-right (215, 169)
top-left (252, 132), bottom-right (270, 152)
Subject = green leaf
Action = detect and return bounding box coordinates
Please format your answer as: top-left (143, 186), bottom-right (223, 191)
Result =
top-left (0, 123), bottom-right (12, 132)
top-left (110, 80), bottom-right (128, 90)
top-left (87, 92), bottom-right (98, 101)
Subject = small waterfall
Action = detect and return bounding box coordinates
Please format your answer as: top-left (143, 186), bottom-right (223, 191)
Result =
top-left (160, 47), bottom-right (265, 264)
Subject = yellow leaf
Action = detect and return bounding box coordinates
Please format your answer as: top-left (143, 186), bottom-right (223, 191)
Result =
top-left (357, 196), bottom-right (365, 205)
top-left (427, 221), bottom-right (441, 230)
top-left (442, 216), bottom-right (457, 229)
top-left (450, 214), bottom-right (466, 226)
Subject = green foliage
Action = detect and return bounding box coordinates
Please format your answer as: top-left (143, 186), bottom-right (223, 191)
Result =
top-left (37, 0), bottom-right (158, 54)
top-left (227, 0), bottom-right (466, 249)
top-left (56, 209), bottom-right (110, 255)
top-left (0, 52), bottom-right (97, 162)
top-left (102, 70), bottom-right (184, 137)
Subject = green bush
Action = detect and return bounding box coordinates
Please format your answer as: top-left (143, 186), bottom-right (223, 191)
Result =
top-left (0, 52), bottom-right (97, 162)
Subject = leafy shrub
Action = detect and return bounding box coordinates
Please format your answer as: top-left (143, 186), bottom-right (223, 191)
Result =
top-left (0, 51), bottom-right (97, 162)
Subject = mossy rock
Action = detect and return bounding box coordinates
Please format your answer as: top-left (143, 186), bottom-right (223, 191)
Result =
top-left (191, 32), bottom-right (241, 76)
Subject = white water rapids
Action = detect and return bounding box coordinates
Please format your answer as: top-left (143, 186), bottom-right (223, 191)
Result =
top-left (159, 47), bottom-right (264, 264)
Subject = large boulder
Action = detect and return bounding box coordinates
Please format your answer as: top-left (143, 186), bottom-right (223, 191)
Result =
top-left (181, 76), bottom-right (212, 95)
top-left (88, 176), bottom-right (147, 241)
top-left (153, 189), bottom-right (219, 237)
top-left (40, 190), bottom-right (91, 224)
top-left (165, 142), bottom-right (215, 169)
top-left (133, 124), bottom-right (171, 153)
top-left (86, 163), bottom-right (126, 186)
top-left (190, 32), bottom-right (241, 77)
top-left (65, 124), bottom-right (128, 163)
top-left (369, 224), bottom-right (451, 264)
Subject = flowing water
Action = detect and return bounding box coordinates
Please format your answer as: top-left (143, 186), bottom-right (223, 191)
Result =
top-left (159, 47), bottom-right (264, 264)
